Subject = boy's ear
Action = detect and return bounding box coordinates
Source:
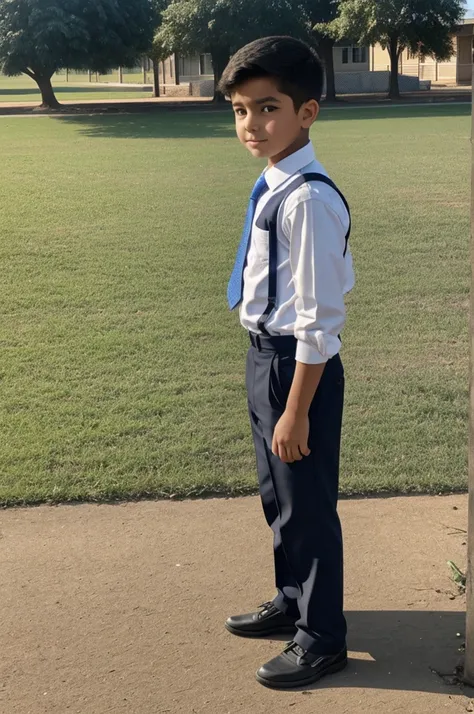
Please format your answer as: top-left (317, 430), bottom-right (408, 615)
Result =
top-left (300, 100), bottom-right (319, 128)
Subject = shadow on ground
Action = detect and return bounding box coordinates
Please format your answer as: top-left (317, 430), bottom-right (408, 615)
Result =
top-left (52, 112), bottom-right (236, 139)
top-left (266, 610), bottom-right (467, 695)
top-left (46, 102), bottom-right (472, 141)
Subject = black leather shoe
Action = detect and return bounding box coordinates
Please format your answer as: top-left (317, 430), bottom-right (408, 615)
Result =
top-left (256, 641), bottom-right (348, 689)
top-left (225, 602), bottom-right (297, 638)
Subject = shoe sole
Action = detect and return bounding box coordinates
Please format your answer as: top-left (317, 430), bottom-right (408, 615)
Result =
top-left (225, 622), bottom-right (297, 639)
top-left (255, 657), bottom-right (348, 689)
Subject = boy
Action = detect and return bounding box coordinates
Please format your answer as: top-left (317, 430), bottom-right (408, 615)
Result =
top-left (220, 36), bottom-right (355, 690)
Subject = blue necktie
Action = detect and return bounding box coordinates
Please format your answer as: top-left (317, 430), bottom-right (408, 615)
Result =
top-left (227, 173), bottom-right (269, 310)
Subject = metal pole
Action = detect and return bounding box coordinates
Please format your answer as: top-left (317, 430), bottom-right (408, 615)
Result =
top-left (464, 71), bottom-right (474, 686)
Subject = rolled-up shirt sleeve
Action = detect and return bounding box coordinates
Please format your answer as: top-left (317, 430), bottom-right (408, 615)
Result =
top-left (283, 197), bottom-right (348, 365)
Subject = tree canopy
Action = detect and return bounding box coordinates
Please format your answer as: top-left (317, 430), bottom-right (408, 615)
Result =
top-left (0, 0), bottom-right (156, 107)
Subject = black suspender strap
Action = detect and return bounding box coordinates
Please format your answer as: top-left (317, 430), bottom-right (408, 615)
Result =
top-left (256, 215), bottom-right (278, 335)
top-left (256, 172), bottom-right (351, 336)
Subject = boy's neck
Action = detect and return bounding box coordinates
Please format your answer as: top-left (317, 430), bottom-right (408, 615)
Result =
top-left (267, 133), bottom-right (311, 168)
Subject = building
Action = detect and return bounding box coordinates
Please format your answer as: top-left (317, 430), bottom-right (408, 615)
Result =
top-left (157, 53), bottom-right (213, 96)
top-left (333, 44), bottom-right (370, 73)
top-left (162, 45), bottom-right (372, 96)
top-left (370, 18), bottom-right (474, 85)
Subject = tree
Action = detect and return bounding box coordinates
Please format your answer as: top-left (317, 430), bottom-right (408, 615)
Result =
top-left (304, 0), bottom-right (341, 101)
top-left (158, 0), bottom-right (312, 102)
top-left (0, 0), bottom-right (156, 109)
top-left (150, 39), bottom-right (169, 98)
top-left (322, 0), bottom-right (465, 99)
top-left (150, 0), bottom-right (172, 97)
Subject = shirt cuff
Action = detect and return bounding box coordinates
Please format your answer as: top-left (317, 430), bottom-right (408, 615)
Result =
top-left (295, 335), bottom-right (341, 365)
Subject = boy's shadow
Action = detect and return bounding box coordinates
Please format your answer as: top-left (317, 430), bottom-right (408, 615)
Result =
top-left (267, 609), bottom-right (468, 694)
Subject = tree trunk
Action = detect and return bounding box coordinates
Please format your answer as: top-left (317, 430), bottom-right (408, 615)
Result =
top-left (175, 54), bottom-right (180, 86)
top-left (388, 36), bottom-right (401, 99)
top-left (152, 59), bottom-right (160, 98)
top-left (211, 48), bottom-right (230, 103)
top-left (25, 71), bottom-right (60, 109)
top-left (319, 38), bottom-right (337, 102)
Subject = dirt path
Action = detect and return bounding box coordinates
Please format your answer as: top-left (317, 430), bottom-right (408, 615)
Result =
top-left (0, 494), bottom-right (471, 713)
top-left (0, 86), bottom-right (471, 116)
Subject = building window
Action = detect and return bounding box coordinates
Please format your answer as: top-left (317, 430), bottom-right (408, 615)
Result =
top-left (341, 46), bottom-right (366, 64)
top-left (352, 46), bottom-right (367, 64)
top-left (199, 53), bottom-right (213, 75)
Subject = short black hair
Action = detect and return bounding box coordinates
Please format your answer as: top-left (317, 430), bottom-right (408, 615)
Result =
top-left (219, 36), bottom-right (324, 108)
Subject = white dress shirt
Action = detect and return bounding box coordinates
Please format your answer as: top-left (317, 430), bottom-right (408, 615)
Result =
top-left (240, 142), bottom-right (355, 365)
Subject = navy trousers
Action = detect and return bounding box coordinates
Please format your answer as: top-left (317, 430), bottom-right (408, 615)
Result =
top-left (246, 334), bottom-right (347, 655)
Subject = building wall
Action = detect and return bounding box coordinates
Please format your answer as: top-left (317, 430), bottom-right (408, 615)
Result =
top-left (333, 71), bottom-right (420, 94)
top-left (178, 53), bottom-right (213, 81)
top-left (370, 40), bottom-right (458, 82)
top-left (333, 45), bottom-right (369, 73)
top-left (160, 56), bottom-right (176, 85)
top-left (370, 43), bottom-right (390, 71)
top-left (173, 47), bottom-right (371, 80)
top-left (457, 35), bottom-right (473, 83)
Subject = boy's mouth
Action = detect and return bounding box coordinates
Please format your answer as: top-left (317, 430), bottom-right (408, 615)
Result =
top-left (247, 139), bottom-right (267, 146)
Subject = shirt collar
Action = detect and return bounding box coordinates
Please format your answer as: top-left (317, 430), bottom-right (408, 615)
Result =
top-left (264, 142), bottom-right (316, 192)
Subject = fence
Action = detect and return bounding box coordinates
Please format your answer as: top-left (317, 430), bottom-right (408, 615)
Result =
top-left (327, 71), bottom-right (421, 95)
top-left (54, 65), bottom-right (154, 85)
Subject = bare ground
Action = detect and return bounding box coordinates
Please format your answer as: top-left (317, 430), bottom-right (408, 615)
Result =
top-left (0, 494), bottom-right (472, 714)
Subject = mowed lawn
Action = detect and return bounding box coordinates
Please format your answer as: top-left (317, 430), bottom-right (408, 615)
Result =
top-left (0, 73), bottom-right (152, 103)
top-left (0, 104), bottom-right (470, 505)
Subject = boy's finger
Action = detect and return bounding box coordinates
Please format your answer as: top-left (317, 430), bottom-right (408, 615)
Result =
top-left (300, 444), bottom-right (311, 457)
top-left (291, 446), bottom-right (303, 461)
top-left (272, 434), bottom-right (278, 456)
top-left (279, 444), bottom-right (290, 463)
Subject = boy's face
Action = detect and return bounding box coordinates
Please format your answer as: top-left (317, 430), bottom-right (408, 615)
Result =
top-left (231, 76), bottom-right (319, 166)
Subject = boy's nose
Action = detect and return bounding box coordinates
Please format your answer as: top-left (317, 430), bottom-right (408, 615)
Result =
top-left (245, 122), bottom-right (260, 135)
top-left (244, 115), bottom-right (260, 133)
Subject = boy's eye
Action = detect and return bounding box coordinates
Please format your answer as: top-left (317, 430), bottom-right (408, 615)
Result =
top-left (235, 108), bottom-right (246, 117)
top-left (262, 106), bottom-right (278, 113)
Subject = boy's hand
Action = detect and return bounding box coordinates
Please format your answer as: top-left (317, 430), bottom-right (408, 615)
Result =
top-left (271, 360), bottom-right (325, 463)
top-left (272, 410), bottom-right (311, 463)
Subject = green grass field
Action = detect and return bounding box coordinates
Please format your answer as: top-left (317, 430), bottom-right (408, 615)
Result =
top-left (0, 103), bottom-right (470, 505)
top-left (0, 73), bottom-right (153, 103)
